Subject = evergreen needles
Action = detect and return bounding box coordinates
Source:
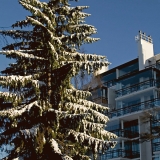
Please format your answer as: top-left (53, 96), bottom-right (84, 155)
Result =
top-left (0, 0), bottom-right (117, 159)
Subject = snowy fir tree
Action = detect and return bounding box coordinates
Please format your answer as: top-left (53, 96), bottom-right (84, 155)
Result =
top-left (0, 0), bottom-right (117, 159)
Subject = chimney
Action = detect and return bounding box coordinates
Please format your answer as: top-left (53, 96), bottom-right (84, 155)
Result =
top-left (135, 31), bottom-right (154, 70)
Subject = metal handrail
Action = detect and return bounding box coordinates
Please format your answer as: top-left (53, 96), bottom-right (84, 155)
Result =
top-left (152, 142), bottom-right (160, 152)
top-left (92, 96), bottom-right (107, 101)
top-left (145, 64), bottom-right (157, 69)
top-left (109, 129), bottom-right (139, 138)
top-left (103, 79), bottom-right (116, 87)
top-left (116, 79), bottom-right (155, 92)
top-left (107, 98), bottom-right (160, 118)
top-left (118, 69), bottom-right (139, 79)
top-left (100, 149), bottom-right (140, 159)
top-left (145, 63), bottom-right (160, 70)
top-left (116, 79), bottom-right (160, 98)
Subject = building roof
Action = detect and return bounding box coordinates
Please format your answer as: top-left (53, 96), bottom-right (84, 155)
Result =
top-left (100, 58), bottom-right (138, 77)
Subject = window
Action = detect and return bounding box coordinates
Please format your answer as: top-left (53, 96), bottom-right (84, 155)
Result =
top-left (102, 72), bottom-right (116, 87)
top-left (124, 120), bottom-right (139, 132)
top-left (119, 62), bottom-right (139, 77)
top-left (156, 60), bottom-right (160, 70)
top-left (116, 69), bottom-right (154, 97)
top-left (153, 156), bottom-right (160, 160)
top-left (91, 87), bottom-right (108, 104)
top-left (117, 69), bottom-right (153, 90)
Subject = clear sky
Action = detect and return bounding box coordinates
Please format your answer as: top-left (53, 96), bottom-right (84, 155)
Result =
top-left (0, 0), bottom-right (160, 70)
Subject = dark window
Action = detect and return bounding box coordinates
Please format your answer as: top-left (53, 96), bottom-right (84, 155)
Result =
top-left (119, 62), bottom-right (139, 77)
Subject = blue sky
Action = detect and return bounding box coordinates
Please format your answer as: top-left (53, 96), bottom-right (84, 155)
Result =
top-left (0, 0), bottom-right (160, 70)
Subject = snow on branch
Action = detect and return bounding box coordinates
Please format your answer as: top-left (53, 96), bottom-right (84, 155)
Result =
top-left (70, 24), bottom-right (95, 30)
top-left (20, 1), bottom-right (55, 31)
top-left (50, 139), bottom-right (61, 154)
top-left (0, 101), bottom-right (40, 118)
top-left (66, 88), bottom-right (91, 99)
top-left (32, 80), bottom-right (46, 87)
top-left (64, 102), bottom-right (108, 124)
top-left (18, 49), bottom-right (43, 52)
top-left (0, 101), bottom-right (42, 133)
top-left (61, 60), bottom-right (110, 74)
top-left (82, 120), bottom-right (106, 130)
top-left (62, 32), bottom-right (97, 44)
top-left (0, 30), bottom-right (33, 40)
top-left (88, 109), bottom-right (109, 124)
top-left (67, 97), bottom-right (109, 111)
top-left (100, 129), bottom-right (118, 140)
top-left (0, 91), bottom-right (17, 100)
top-left (75, 6), bottom-right (89, 10)
top-left (65, 102), bottom-right (88, 114)
top-left (19, 124), bottom-right (40, 139)
top-left (26, 16), bottom-right (46, 28)
top-left (49, 139), bottom-right (73, 160)
top-left (62, 113), bottom-right (88, 121)
top-left (69, 6), bottom-right (89, 12)
top-left (74, 11), bottom-right (91, 18)
top-left (0, 88), bottom-right (37, 104)
top-left (48, 42), bottom-right (58, 60)
top-left (20, 0), bottom-right (54, 22)
top-left (62, 50), bottom-right (106, 61)
top-left (26, 16), bottom-right (62, 45)
top-left (67, 129), bottom-right (117, 153)
top-left (48, 108), bottom-right (68, 117)
top-left (0, 50), bottom-right (45, 60)
top-left (81, 120), bottom-right (117, 140)
top-left (0, 74), bottom-right (38, 82)
top-left (58, 111), bottom-right (89, 130)
top-left (84, 37), bottom-right (100, 43)
top-left (47, 28), bottom-right (62, 45)
top-left (0, 74), bottom-right (45, 89)
top-left (20, 0), bottom-right (48, 9)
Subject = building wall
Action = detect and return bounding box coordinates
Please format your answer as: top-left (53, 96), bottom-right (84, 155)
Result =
top-left (89, 32), bottom-right (160, 160)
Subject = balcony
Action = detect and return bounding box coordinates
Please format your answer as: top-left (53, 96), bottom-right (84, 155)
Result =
top-left (92, 96), bottom-right (108, 106)
top-left (107, 98), bottom-right (160, 118)
top-left (99, 149), bottom-right (140, 159)
top-left (103, 80), bottom-right (116, 88)
top-left (116, 79), bottom-right (158, 98)
top-left (152, 142), bottom-right (160, 152)
top-left (110, 129), bottom-right (139, 139)
top-left (145, 61), bottom-right (160, 70)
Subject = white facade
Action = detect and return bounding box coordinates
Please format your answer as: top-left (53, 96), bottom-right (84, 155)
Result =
top-left (90, 31), bottom-right (160, 160)
top-left (136, 31), bottom-right (154, 70)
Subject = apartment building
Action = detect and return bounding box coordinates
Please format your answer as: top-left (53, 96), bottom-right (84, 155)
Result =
top-left (88, 31), bottom-right (160, 160)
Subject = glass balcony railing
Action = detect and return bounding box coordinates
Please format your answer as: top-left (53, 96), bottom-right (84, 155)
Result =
top-left (99, 149), bottom-right (140, 159)
top-left (110, 129), bottom-right (139, 139)
top-left (116, 79), bottom-right (159, 98)
top-left (107, 98), bottom-right (160, 118)
top-left (152, 142), bottom-right (160, 152)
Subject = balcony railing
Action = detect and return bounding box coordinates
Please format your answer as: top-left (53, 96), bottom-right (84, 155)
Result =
top-left (152, 118), bottom-right (160, 128)
top-left (118, 69), bottom-right (139, 79)
top-left (152, 142), bottom-right (160, 152)
top-left (145, 63), bottom-right (160, 70)
top-left (99, 149), bottom-right (140, 159)
top-left (116, 79), bottom-right (159, 98)
top-left (107, 98), bottom-right (160, 118)
top-left (110, 129), bottom-right (139, 139)
top-left (103, 80), bottom-right (116, 88)
top-left (92, 96), bottom-right (108, 105)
